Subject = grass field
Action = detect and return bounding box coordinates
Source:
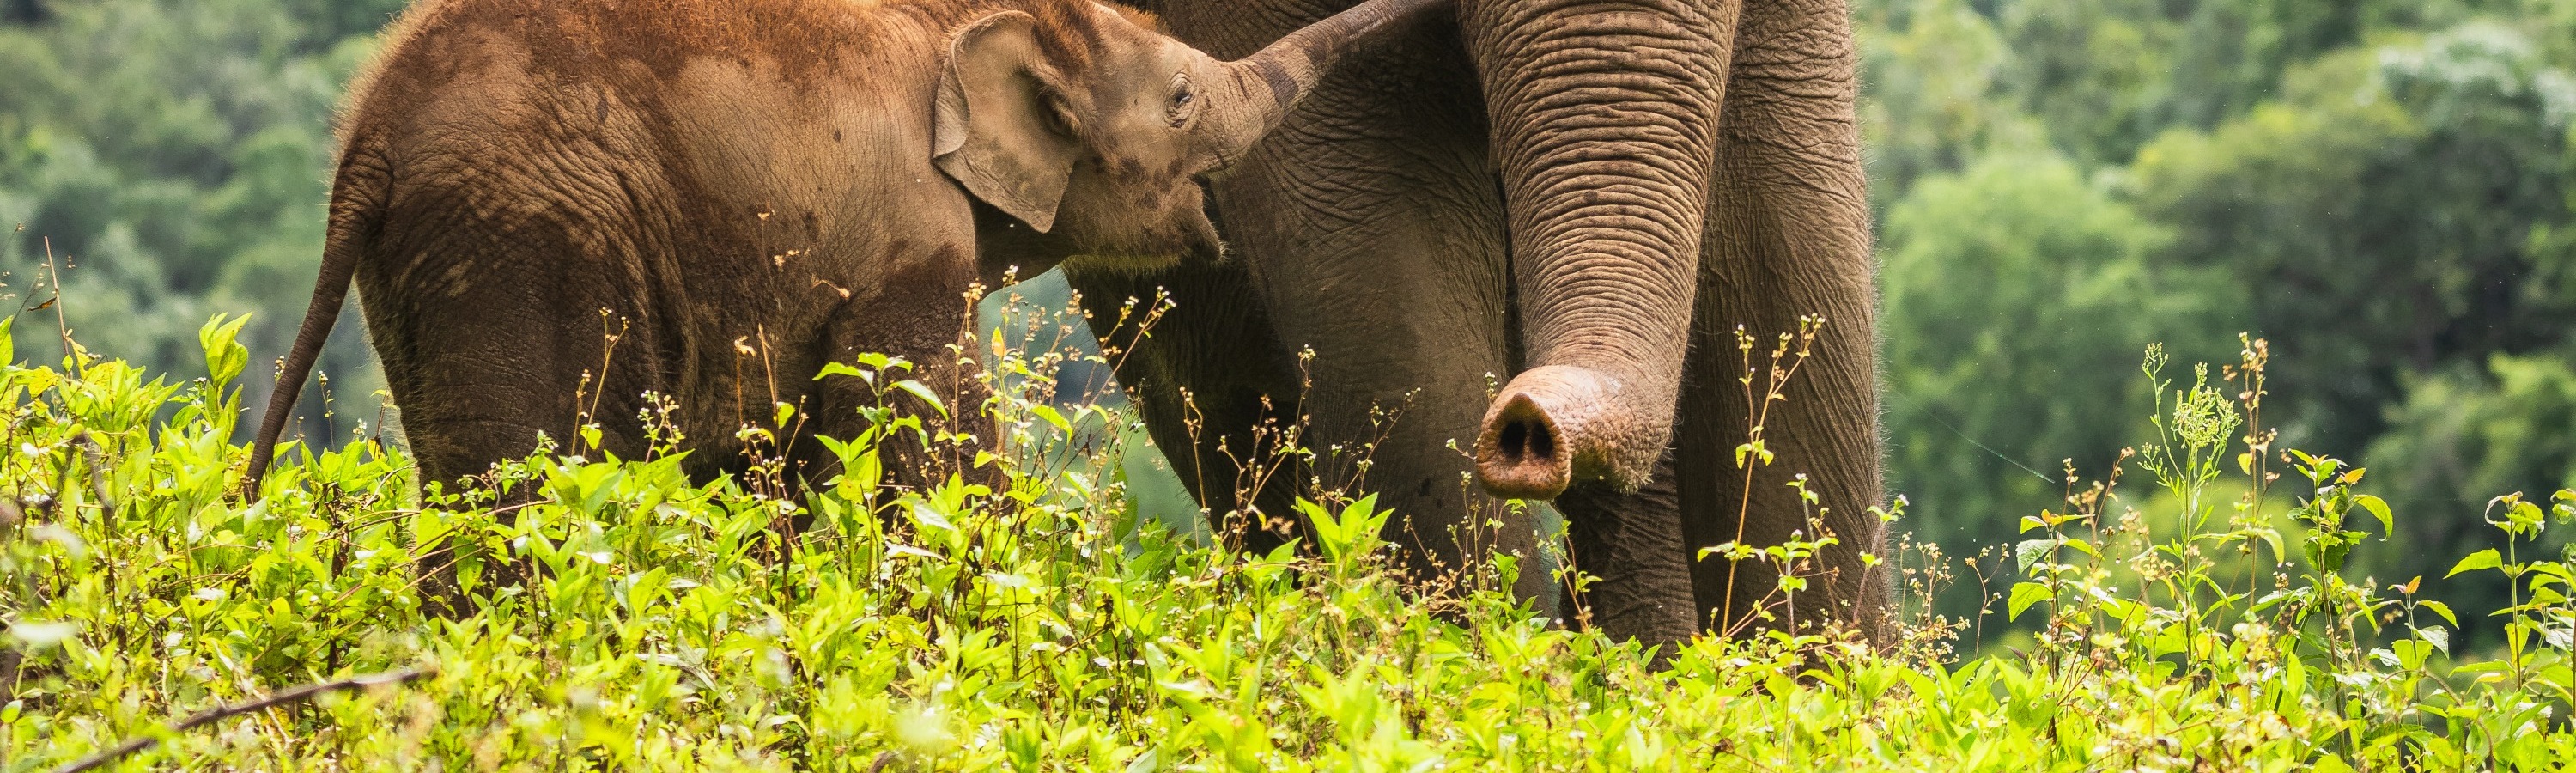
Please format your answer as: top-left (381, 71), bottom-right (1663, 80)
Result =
top-left (4, 317), bottom-right (2575, 770)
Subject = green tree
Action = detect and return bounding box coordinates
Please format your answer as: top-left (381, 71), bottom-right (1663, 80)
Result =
top-left (1855, 0), bottom-right (2047, 205)
top-left (2360, 350), bottom-right (2576, 643)
top-left (1880, 152), bottom-right (2232, 586)
top-left (2132, 26), bottom-right (2576, 454)
top-left (0, 0), bottom-right (396, 441)
top-left (1990, 0), bottom-right (2188, 167)
top-left (2370, 352), bottom-right (2576, 541)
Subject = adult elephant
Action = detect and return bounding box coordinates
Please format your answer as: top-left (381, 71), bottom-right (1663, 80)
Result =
top-left (1064, 0), bottom-right (1886, 647)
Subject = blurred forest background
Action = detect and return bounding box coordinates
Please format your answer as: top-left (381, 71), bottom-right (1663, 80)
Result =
top-left (2, 0), bottom-right (2572, 625)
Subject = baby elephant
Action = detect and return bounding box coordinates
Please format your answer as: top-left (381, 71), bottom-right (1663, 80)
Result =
top-left (243, 0), bottom-right (1445, 496)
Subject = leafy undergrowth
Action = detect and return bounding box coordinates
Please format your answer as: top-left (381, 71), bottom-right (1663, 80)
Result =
top-left (3, 319), bottom-right (2576, 770)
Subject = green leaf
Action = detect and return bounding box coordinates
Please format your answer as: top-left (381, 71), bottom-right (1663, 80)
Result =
top-left (908, 501), bottom-right (955, 533)
top-left (1124, 747), bottom-right (1159, 773)
top-left (893, 380), bottom-right (950, 419)
top-left (2511, 500), bottom-right (2546, 527)
top-left (8, 620), bottom-right (77, 648)
top-left (2354, 494), bottom-right (2393, 535)
top-left (2014, 539), bottom-right (2057, 575)
top-left (2007, 581), bottom-right (2053, 621)
top-left (2316, 539), bottom-right (2351, 574)
top-left (1733, 441), bottom-right (1762, 468)
top-left (2447, 549), bottom-right (2502, 577)
top-left (198, 313), bottom-right (252, 388)
top-left (1298, 500), bottom-right (1344, 557)
top-left (884, 544), bottom-right (940, 561)
top-left (2391, 639), bottom-right (2433, 671)
top-left (2417, 600), bottom-right (2459, 627)
top-left (1030, 405), bottom-right (1072, 435)
top-left (2453, 660), bottom-right (2512, 679)
top-left (2417, 626), bottom-right (2451, 655)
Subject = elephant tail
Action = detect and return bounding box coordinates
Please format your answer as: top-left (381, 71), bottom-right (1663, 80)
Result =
top-left (240, 146), bottom-right (385, 501)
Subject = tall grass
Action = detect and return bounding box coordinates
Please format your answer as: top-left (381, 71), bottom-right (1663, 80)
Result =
top-left (1, 312), bottom-right (2573, 770)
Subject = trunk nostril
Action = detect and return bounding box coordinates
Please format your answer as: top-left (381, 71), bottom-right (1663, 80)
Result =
top-left (1497, 418), bottom-right (1552, 463)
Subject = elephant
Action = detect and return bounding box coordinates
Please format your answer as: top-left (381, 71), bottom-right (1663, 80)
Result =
top-left (239, 0), bottom-right (1448, 502)
top-left (1060, 0), bottom-right (1891, 648)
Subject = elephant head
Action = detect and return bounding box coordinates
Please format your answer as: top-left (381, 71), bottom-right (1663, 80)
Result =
top-left (933, 0), bottom-right (1445, 263)
top-left (1466, 2), bottom-right (1731, 500)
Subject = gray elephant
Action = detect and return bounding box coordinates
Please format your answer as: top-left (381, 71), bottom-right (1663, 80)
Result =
top-left (1063, 0), bottom-right (1889, 647)
top-left (240, 0), bottom-right (1444, 497)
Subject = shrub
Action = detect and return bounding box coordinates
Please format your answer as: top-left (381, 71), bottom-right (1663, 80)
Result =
top-left (3, 319), bottom-right (2576, 770)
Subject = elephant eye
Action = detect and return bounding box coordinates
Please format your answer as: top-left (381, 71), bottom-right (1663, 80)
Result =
top-left (1041, 91), bottom-right (1078, 137)
top-left (1166, 73), bottom-right (1197, 127)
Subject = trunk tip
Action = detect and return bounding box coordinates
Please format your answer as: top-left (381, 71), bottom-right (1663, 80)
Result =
top-left (1476, 391), bottom-right (1571, 500)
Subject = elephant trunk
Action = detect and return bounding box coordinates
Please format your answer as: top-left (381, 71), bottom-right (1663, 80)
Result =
top-left (1467, 1), bottom-right (1733, 500)
top-left (1206, 0), bottom-right (1450, 159)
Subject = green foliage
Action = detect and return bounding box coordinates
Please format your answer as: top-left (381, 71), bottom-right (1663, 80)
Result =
top-left (1854, 0), bottom-right (2049, 199)
top-left (0, 0), bottom-right (388, 439)
top-left (1860, 0), bottom-right (2576, 631)
top-left (2001, 342), bottom-right (2576, 769)
top-left (2372, 351), bottom-right (2576, 532)
top-left (3, 5), bottom-right (2576, 752)
top-left (1988, 0), bottom-right (2203, 167)
top-left (2362, 350), bottom-right (2576, 636)
top-left (9, 326), bottom-right (2576, 768)
top-left (1880, 153), bottom-right (2229, 570)
top-left (2134, 26), bottom-right (2576, 453)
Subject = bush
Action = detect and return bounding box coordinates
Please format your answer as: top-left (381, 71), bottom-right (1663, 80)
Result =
top-left (2360, 349), bottom-right (2576, 646)
top-left (1880, 151), bottom-right (2233, 600)
top-left (0, 319), bottom-right (2573, 769)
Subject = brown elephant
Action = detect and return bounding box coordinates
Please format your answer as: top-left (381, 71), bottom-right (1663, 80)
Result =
top-left (1062, 0), bottom-right (1890, 648)
top-left (240, 0), bottom-right (1446, 498)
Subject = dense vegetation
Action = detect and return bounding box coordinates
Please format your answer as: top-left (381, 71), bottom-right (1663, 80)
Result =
top-left (9, 0), bottom-right (2573, 626)
top-left (5, 320), bottom-right (2576, 769)
top-left (1862, 0), bottom-right (2576, 626)
top-left (0, 0), bottom-right (400, 425)
top-left (6, 0), bottom-right (2576, 766)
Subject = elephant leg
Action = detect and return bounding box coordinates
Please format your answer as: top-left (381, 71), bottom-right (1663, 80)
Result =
top-left (1097, 3), bottom-right (1566, 607)
top-left (1681, 0), bottom-right (1889, 640)
top-left (1209, 37), bottom-right (1560, 605)
top-left (1556, 450), bottom-right (1699, 650)
top-left (800, 287), bottom-right (998, 498)
top-left (374, 308), bottom-right (657, 617)
top-left (1292, 294), bottom-right (1532, 601)
top-left (1065, 259), bottom-right (1309, 555)
top-left (370, 295), bottom-right (661, 490)
top-left (360, 219), bottom-right (664, 615)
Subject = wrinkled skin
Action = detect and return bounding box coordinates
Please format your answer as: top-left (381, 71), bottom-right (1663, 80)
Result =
top-left (1066, 0), bottom-right (1888, 648)
top-left (240, 0), bottom-right (1444, 503)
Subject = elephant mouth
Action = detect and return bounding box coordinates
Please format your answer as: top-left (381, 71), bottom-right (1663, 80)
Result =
top-left (1195, 177), bottom-right (1223, 221)
top-left (1187, 177), bottom-right (1228, 264)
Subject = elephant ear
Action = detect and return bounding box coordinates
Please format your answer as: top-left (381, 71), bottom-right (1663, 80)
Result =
top-left (934, 10), bottom-right (1079, 233)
